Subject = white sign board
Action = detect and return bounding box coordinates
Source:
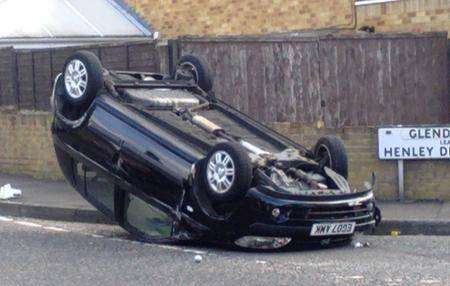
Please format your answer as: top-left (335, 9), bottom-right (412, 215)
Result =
top-left (378, 126), bottom-right (450, 160)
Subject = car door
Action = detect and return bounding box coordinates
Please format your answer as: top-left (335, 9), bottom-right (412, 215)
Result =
top-left (84, 165), bottom-right (116, 219)
top-left (85, 95), bottom-right (194, 208)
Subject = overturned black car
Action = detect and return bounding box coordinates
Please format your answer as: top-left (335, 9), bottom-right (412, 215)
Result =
top-left (51, 51), bottom-right (381, 249)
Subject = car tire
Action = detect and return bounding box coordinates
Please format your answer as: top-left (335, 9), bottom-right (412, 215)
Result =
top-left (202, 142), bottom-right (252, 203)
top-left (314, 135), bottom-right (348, 179)
top-left (173, 54), bottom-right (213, 92)
top-left (62, 50), bottom-right (104, 107)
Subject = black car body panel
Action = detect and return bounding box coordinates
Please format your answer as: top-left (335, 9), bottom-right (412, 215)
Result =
top-left (52, 58), bottom-right (380, 246)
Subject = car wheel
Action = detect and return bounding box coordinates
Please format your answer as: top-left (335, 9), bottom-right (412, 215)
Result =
top-left (62, 50), bottom-right (104, 106)
top-left (314, 135), bottom-right (348, 179)
top-left (202, 142), bottom-right (252, 203)
top-left (173, 54), bottom-right (213, 92)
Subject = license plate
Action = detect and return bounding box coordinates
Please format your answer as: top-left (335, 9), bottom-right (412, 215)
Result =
top-left (310, 222), bottom-right (355, 236)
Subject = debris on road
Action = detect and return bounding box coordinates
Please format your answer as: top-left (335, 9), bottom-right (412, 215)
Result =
top-left (0, 184), bottom-right (22, 200)
top-left (352, 240), bottom-right (370, 248)
top-left (352, 241), bottom-right (364, 248)
top-left (390, 230), bottom-right (401, 237)
top-left (194, 255), bottom-right (203, 263)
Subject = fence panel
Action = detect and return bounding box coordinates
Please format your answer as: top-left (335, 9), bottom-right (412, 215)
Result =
top-left (178, 33), bottom-right (448, 127)
top-left (0, 47), bottom-right (16, 108)
top-left (33, 51), bottom-right (52, 111)
top-left (100, 45), bottom-right (128, 70)
top-left (180, 39), bottom-right (323, 123)
top-left (0, 41), bottom-right (163, 111)
top-left (16, 52), bottom-right (34, 110)
top-left (128, 42), bottom-right (160, 72)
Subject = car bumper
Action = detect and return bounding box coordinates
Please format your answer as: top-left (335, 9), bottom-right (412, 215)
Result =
top-left (236, 186), bottom-right (379, 240)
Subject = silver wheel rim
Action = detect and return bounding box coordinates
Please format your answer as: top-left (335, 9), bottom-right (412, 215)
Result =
top-left (64, 59), bottom-right (88, 99)
top-left (207, 151), bottom-right (235, 194)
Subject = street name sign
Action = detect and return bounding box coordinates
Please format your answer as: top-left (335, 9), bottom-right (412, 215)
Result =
top-left (378, 126), bottom-right (450, 160)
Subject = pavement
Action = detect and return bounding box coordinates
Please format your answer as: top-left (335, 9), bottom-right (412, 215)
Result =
top-left (0, 173), bottom-right (111, 224)
top-left (1, 173), bottom-right (449, 235)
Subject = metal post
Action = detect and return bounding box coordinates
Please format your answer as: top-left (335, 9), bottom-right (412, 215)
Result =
top-left (397, 159), bottom-right (404, 202)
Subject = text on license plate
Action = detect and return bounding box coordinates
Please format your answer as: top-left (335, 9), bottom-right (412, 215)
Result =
top-left (310, 222), bottom-right (356, 236)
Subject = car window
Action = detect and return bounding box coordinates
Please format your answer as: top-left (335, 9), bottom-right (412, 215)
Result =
top-left (74, 161), bottom-right (86, 194)
top-left (124, 193), bottom-right (173, 238)
top-left (85, 167), bottom-right (115, 217)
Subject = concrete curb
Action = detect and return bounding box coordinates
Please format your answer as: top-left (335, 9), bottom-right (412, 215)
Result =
top-left (0, 202), bottom-right (114, 225)
top-left (1, 202), bottom-right (449, 235)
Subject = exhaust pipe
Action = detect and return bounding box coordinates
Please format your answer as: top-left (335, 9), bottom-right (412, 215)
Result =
top-left (239, 140), bottom-right (270, 155)
top-left (189, 113), bottom-right (270, 156)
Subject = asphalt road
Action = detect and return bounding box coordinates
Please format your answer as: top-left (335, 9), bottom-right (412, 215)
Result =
top-left (0, 216), bottom-right (448, 286)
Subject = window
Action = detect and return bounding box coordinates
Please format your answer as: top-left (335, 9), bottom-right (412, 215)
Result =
top-left (85, 167), bottom-right (115, 217)
top-left (124, 193), bottom-right (173, 239)
top-left (74, 161), bottom-right (85, 193)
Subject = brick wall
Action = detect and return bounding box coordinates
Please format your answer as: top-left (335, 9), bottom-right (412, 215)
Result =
top-left (0, 109), bottom-right (61, 180)
top-left (357, 0), bottom-right (450, 36)
top-left (126, 0), bottom-right (450, 38)
top-left (1, 110), bottom-right (449, 200)
top-left (125, 0), bottom-right (354, 37)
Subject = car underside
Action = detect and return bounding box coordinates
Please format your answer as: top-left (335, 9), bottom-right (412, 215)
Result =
top-left (51, 51), bottom-right (381, 249)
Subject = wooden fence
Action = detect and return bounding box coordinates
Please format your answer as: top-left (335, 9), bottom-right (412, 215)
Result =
top-left (0, 33), bottom-right (448, 128)
top-left (177, 32), bottom-right (448, 127)
top-left (0, 41), bottom-right (162, 111)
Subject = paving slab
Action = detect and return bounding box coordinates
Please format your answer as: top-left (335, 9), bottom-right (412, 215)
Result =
top-left (0, 173), bottom-right (93, 210)
top-left (378, 201), bottom-right (447, 221)
top-left (437, 203), bottom-right (450, 218)
top-left (0, 173), bottom-right (110, 224)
